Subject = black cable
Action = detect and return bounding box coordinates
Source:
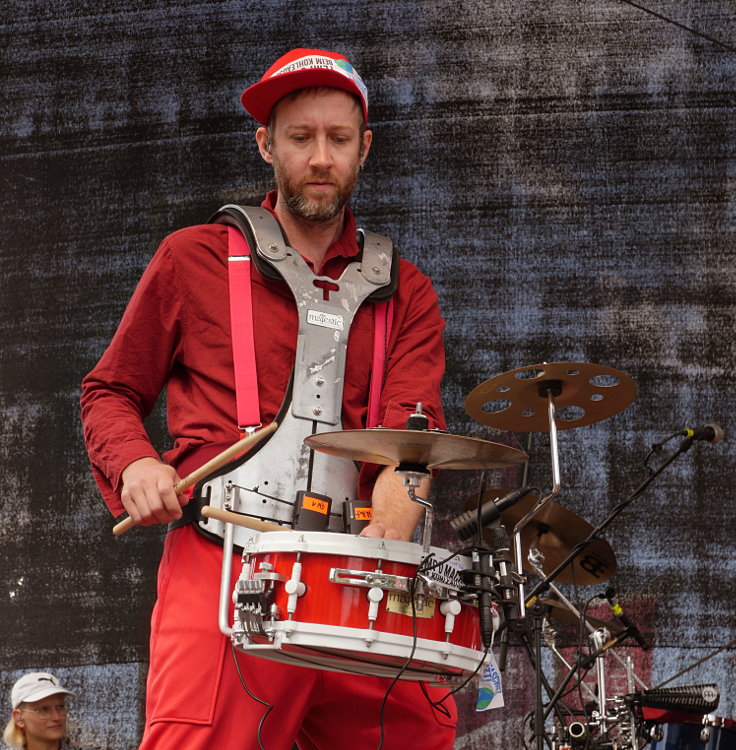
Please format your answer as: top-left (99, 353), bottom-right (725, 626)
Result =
top-left (522, 709), bottom-right (536, 750)
top-left (230, 642), bottom-right (273, 750)
top-left (376, 575), bottom-right (421, 750)
top-left (419, 681), bottom-right (452, 719)
top-left (413, 553), bottom-right (492, 707)
top-left (428, 648), bottom-right (489, 708)
top-left (475, 470), bottom-right (488, 548)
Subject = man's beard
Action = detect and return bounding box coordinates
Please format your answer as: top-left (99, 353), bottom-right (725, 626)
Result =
top-left (274, 160), bottom-right (360, 223)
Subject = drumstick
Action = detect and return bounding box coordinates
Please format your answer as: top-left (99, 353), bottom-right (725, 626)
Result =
top-left (112, 421), bottom-right (278, 536)
top-left (200, 505), bottom-right (289, 533)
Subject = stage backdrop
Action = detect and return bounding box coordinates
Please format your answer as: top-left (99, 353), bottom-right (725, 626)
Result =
top-left (1, 1), bottom-right (734, 747)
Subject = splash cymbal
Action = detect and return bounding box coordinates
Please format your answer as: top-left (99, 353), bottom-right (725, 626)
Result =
top-left (305, 429), bottom-right (528, 470)
top-left (465, 489), bottom-right (616, 585)
top-left (464, 361), bottom-right (636, 432)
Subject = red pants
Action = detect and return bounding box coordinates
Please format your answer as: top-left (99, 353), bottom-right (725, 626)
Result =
top-left (138, 526), bottom-right (457, 749)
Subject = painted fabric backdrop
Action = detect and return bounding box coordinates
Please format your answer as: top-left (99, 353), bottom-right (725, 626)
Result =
top-left (1, 1), bottom-right (734, 747)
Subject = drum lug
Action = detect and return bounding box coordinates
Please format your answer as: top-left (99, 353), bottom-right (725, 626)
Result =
top-left (365, 587), bottom-right (385, 642)
top-left (440, 598), bottom-right (462, 639)
top-left (285, 561), bottom-right (307, 618)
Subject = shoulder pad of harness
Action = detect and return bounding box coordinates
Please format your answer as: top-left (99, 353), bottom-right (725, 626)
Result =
top-left (207, 205), bottom-right (285, 282)
top-left (208, 205), bottom-right (399, 300)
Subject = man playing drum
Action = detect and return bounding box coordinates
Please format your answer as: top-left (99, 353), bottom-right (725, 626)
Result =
top-left (81, 48), bottom-right (454, 749)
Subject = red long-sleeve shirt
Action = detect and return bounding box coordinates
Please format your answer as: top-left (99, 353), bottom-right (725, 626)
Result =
top-left (81, 194), bottom-right (446, 517)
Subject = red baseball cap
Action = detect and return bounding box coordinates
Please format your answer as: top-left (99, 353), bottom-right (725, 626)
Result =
top-left (241, 48), bottom-right (368, 126)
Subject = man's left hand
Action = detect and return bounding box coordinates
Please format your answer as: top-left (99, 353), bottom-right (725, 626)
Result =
top-left (360, 466), bottom-right (428, 542)
top-left (359, 522), bottom-right (403, 540)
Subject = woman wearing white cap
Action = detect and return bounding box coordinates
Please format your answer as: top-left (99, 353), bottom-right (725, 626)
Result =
top-left (3, 672), bottom-right (75, 750)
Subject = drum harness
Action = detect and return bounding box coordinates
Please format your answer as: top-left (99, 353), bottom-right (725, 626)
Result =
top-left (182, 205), bottom-right (398, 551)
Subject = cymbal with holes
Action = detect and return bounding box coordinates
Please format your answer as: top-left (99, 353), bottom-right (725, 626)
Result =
top-left (465, 489), bottom-right (617, 585)
top-left (305, 428), bottom-right (527, 470)
top-left (464, 361), bottom-right (637, 432)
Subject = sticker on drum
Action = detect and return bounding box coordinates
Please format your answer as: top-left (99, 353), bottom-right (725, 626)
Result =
top-left (648, 712), bottom-right (736, 750)
top-left (230, 531), bottom-right (486, 684)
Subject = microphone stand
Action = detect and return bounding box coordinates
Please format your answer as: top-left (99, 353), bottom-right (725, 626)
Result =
top-left (526, 435), bottom-right (696, 603)
top-left (527, 549), bottom-right (649, 690)
top-left (518, 434), bottom-right (698, 744)
top-left (484, 521), bottom-right (570, 745)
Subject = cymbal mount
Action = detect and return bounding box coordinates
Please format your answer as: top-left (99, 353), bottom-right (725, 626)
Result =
top-left (397, 404), bottom-right (434, 554)
top-left (537, 379), bottom-right (562, 398)
top-left (514, 386), bottom-right (562, 617)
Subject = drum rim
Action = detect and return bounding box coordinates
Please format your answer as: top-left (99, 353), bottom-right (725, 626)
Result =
top-left (243, 530), bottom-right (470, 567)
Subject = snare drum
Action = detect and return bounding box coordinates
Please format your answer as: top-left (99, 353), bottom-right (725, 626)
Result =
top-left (646, 709), bottom-right (736, 749)
top-left (230, 531), bottom-right (485, 683)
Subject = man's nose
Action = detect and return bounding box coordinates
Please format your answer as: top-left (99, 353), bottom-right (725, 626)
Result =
top-left (309, 137), bottom-right (333, 169)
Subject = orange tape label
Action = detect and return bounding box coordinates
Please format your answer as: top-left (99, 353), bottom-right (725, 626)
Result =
top-left (354, 507), bottom-right (372, 521)
top-left (302, 495), bottom-right (329, 515)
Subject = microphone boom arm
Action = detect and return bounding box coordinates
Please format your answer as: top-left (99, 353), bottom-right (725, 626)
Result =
top-left (526, 434), bottom-right (696, 602)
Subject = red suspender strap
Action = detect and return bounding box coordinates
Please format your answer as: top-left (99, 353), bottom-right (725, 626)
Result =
top-left (227, 226), bottom-right (260, 432)
top-left (367, 299), bottom-right (394, 428)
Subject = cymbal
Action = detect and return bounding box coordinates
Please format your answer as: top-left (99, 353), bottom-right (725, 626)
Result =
top-left (464, 361), bottom-right (636, 432)
top-left (535, 597), bottom-right (619, 632)
top-left (305, 428), bottom-right (528, 470)
top-left (465, 490), bottom-right (616, 585)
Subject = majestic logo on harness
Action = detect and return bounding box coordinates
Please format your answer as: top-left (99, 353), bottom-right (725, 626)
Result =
top-left (307, 309), bottom-right (344, 330)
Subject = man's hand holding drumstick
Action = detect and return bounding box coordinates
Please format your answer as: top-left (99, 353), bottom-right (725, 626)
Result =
top-left (113, 422), bottom-right (278, 535)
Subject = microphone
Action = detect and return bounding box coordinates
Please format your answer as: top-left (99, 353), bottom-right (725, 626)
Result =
top-left (679, 423), bottom-right (724, 444)
top-left (477, 549), bottom-right (494, 650)
top-left (605, 586), bottom-right (649, 650)
top-left (451, 486), bottom-right (533, 542)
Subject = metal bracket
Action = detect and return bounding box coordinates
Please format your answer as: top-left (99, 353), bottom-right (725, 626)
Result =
top-left (329, 567), bottom-right (412, 593)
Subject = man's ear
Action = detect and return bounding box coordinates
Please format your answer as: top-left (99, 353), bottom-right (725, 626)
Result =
top-left (359, 129), bottom-right (373, 165)
top-left (256, 127), bottom-right (273, 163)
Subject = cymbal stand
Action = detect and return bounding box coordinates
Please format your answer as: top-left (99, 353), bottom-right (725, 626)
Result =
top-left (541, 621), bottom-right (599, 704)
top-left (591, 627), bottom-right (609, 728)
top-left (527, 549), bottom-right (646, 745)
top-left (514, 382), bottom-right (562, 618)
top-left (626, 656), bottom-right (638, 750)
top-left (538, 622), bottom-right (639, 749)
top-left (577, 629), bottom-right (640, 750)
top-left (511, 382), bottom-right (564, 750)
top-left (522, 436), bottom-right (699, 750)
